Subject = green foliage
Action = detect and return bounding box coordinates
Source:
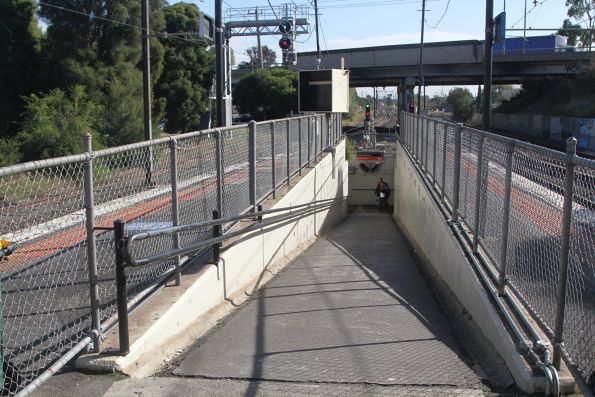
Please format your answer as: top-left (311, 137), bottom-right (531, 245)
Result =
top-left (233, 69), bottom-right (298, 120)
top-left (156, 3), bottom-right (214, 133)
top-left (18, 86), bottom-right (103, 161)
top-left (561, 0), bottom-right (594, 48)
top-left (0, 0), bottom-right (41, 138)
top-left (242, 45), bottom-right (277, 68)
top-left (0, 138), bottom-right (20, 167)
top-left (447, 88), bottom-right (475, 122)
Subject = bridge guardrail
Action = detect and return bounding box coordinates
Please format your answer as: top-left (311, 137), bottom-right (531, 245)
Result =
top-left (0, 113), bottom-right (342, 396)
top-left (401, 111), bottom-right (594, 396)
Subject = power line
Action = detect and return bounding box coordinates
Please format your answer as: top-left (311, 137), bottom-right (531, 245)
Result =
top-left (510, 0), bottom-right (550, 28)
top-left (37, 1), bottom-right (206, 45)
top-left (318, 0), bottom-right (434, 8)
top-left (426, 0), bottom-right (451, 29)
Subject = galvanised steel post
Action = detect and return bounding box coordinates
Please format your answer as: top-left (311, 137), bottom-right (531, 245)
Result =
top-left (319, 115), bottom-right (324, 160)
top-left (553, 137), bottom-right (577, 369)
top-left (314, 117), bottom-right (318, 162)
top-left (441, 122), bottom-right (448, 203)
top-left (432, 120), bottom-right (437, 184)
top-left (212, 210), bottom-right (221, 263)
top-left (114, 220), bottom-right (129, 355)
top-left (472, 134), bottom-right (486, 253)
top-left (424, 118), bottom-right (430, 174)
top-left (286, 119), bottom-right (291, 185)
top-left (248, 121), bottom-right (257, 212)
top-left (298, 118), bottom-right (303, 174)
top-left (452, 123), bottom-right (463, 222)
top-left (497, 141), bottom-right (515, 296)
top-left (215, 130), bottom-right (223, 217)
top-left (417, 116), bottom-right (422, 163)
top-left (307, 116), bottom-right (312, 167)
top-left (169, 138), bottom-right (181, 286)
top-left (83, 134), bottom-right (100, 351)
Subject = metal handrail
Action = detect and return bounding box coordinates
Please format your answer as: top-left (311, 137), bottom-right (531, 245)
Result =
top-left (112, 196), bottom-right (348, 355)
top-left (122, 197), bottom-right (348, 267)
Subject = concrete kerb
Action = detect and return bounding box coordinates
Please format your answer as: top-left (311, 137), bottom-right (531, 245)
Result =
top-left (392, 143), bottom-right (537, 394)
top-left (75, 140), bottom-right (348, 378)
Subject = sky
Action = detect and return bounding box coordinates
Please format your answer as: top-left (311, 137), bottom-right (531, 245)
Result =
top-left (176, 0), bottom-right (572, 96)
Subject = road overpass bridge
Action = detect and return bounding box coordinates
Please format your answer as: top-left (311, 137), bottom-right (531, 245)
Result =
top-left (294, 40), bottom-right (593, 86)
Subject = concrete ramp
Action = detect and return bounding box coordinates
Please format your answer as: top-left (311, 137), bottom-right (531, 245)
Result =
top-left (174, 213), bottom-right (485, 390)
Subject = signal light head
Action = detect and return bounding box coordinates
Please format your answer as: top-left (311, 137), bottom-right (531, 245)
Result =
top-left (279, 19), bottom-right (291, 34)
top-left (279, 35), bottom-right (292, 50)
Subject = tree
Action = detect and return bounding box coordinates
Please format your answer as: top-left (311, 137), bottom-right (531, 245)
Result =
top-left (18, 86), bottom-right (103, 161)
top-left (0, 0), bottom-right (41, 139)
top-left (156, 3), bottom-right (214, 133)
top-left (233, 69), bottom-right (297, 120)
top-left (245, 45), bottom-right (277, 68)
top-left (447, 88), bottom-right (475, 122)
top-left (559, 0), bottom-right (594, 49)
top-left (39, 0), bottom-right (166, 146)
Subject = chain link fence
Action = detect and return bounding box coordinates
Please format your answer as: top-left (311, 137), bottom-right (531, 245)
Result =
top-left (0, 113), bottom-right (341, 396)
top-left (400, 112), bottom-right (594, 394)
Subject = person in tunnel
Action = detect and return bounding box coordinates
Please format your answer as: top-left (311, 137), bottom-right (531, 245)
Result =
top-left (375, 178), bottom-right (390, 212)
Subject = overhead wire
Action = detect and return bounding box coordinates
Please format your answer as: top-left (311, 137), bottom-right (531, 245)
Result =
top-left (426, 0), bottom-right (451, 29)
top-left (510, 0), bottom-right (550, 28)
top-left (37, 1), bottom-right (207, 45)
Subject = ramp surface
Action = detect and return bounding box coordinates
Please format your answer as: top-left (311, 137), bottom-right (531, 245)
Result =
top-left (174, 213), bottom-right (483, 388)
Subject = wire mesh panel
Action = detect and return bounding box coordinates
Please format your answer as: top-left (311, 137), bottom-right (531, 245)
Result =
top-left (93, 142), bottom-right (175, 323)
top-left (274, 120), bottom-right (288, 188)
top-left (288, 118), bottom-right (300, 177)
top-left (309, 117), bottom-right (318, 163)
top-left (443, 124), bottom-right (457, 208)
top-left (175, 132), bottom-right (218, 248)
top-left (477, 137), bottom-right (508, 270)
top-left (255, 122), bottom-right (274, 203)
top-left (434, 121), bottom-right (447, 196)
top-left (458, 129), bottom-right (481, 231)
top-left (221, 126), bottom-right (251, 219)
top-left (298, 118), bottom-right (307, 169)
top-left (506, 147), bottom-right (565, 328)
top-left (565, 161), bottom-right (595, 384)
top-left (0, 160), bottom-right (90, 395)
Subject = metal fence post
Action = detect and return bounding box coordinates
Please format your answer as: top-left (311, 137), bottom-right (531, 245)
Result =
top-left (424, 118), bottom-right (430, 173)
top-left (452, 123), bottom-right (463, 222)
top-left (114, 220), bottom-right (129, 355)
top-left (82, 134), bottom-right (100, 351)
top-left (212, 210), bottom-right (221, 263)
top-left (286, 119), bottom-right (291, 185)
top-left (320, 115), bottom-right (324, 160)
top-left (416, 115), bottom-right (421, 163)
top-left (472, 134), bottom-right (485, 253)
top-left (169, 138), bottom-right (181, 286)
top-left (248, 121), bottom-right (257, 212)
top-left (497, 141), bottom-right (515, 296)
top-left (432, 120), bottom-right (437, 184)
top-left (441, 122), bottom-right (448, 203)
top-left (215, 130), bottom-right (223, 217)
top-left (270, 122), bottom-right (276, 198)
top-left (553, 137), bottom-right (577, 369)
top-left (314, 117), bottom-right (318, 161)
top-left (307, 116), bottom-right (311, 167)
top-left (298, 118), bottom-right (303, 175)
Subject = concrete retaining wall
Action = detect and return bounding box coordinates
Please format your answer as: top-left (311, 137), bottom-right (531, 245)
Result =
top-left (347, 146), bottom-right (395, 206)
top-left (492, 113), bottom-right (595, 154)
top-left (392, 143), bottom-right (537, 393)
